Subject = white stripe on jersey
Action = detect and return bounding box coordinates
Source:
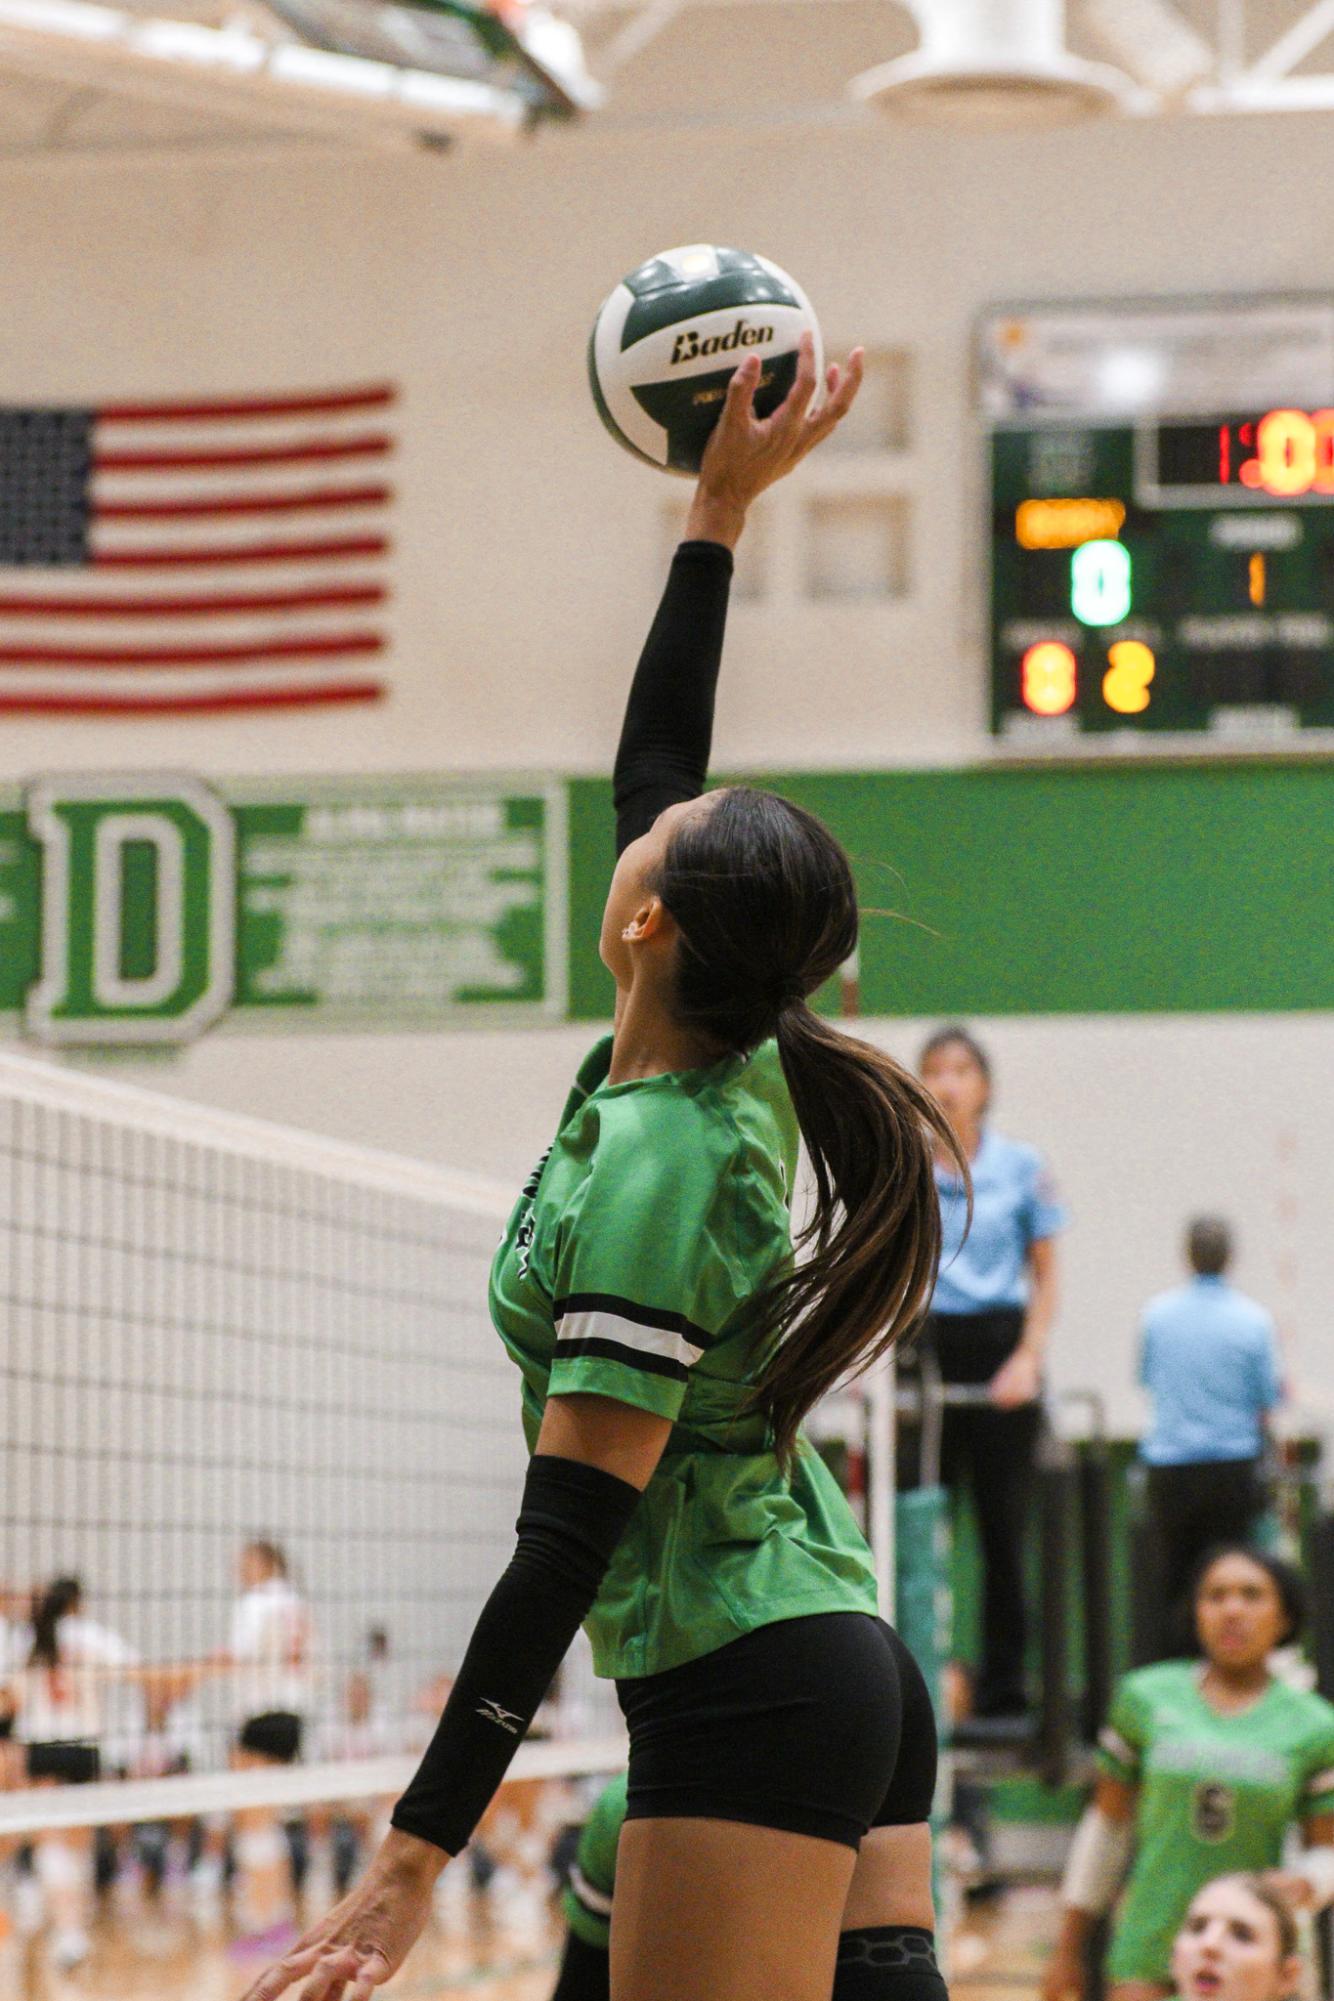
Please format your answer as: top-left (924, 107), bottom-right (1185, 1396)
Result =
top-left (570, 1863), bottom-right (614, 1916)
top-left (555, 1308), bottom-right (704, 1371)
top-left (1098, 1727), bottom-right (1137, 1767)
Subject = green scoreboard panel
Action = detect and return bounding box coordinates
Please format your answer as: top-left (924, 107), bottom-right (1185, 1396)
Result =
top-left (982, 299), bottom-right (1334, 750)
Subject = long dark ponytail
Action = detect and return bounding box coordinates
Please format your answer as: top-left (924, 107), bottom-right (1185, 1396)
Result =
top-left (29, 1576), bottom-right (80, 1671)
top-left (657, 787), bottom-right (967, 1465)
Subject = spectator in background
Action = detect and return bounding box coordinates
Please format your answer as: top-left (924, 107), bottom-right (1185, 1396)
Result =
top-left (1139, 1219), bottom-right (1284, 1651)
top-left (916, 1026), bottom-right (1066, 1719)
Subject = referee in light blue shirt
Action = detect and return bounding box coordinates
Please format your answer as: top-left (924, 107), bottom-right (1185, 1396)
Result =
top-left (918, 1027), bottom-right (1067, 1720)
top-left (1139, 1215), bottom-right (1284, 1646)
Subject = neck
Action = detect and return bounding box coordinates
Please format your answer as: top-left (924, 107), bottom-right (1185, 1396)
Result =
top-left (936, 1117), bottom-right (981, 1165)
top-left (1203, 1658), bottom-right (1271, 1698)
top-left (609, 982), bottom-right (722, 1083)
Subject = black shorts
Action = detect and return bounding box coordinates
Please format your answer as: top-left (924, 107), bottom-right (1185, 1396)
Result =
top-left (617, 1613), bottom-right (937, 1851)
top-left (237, 1712), bottom-right (303, 1764)
top-left (26, 1741), bottom-right (101, 1785)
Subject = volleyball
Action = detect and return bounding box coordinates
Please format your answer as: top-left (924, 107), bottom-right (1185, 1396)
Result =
top-left (588, 244), bottom-right (823, 475)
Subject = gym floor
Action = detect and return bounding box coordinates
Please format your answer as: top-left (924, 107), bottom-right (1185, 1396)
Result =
top-left (4, 1887), bottom-right (1058, 2000)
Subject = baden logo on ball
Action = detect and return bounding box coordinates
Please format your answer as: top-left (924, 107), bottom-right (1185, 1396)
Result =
top-left (589, 244), bottom-right (823, 475)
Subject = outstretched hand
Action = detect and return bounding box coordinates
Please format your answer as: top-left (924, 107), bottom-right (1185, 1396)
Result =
top-left (686, 331), bottom-right (865, 547)
top-left (239, 1835), bottom-right (444, 2001)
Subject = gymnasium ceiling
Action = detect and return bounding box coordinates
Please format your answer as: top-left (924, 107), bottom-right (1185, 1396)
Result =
top-left (3, 0), bottom-right (1334, 160)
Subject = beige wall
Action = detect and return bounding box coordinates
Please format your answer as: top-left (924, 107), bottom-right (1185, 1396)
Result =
top-left (3, 83), bottom-right (1332, 1428)
top-left (4, 103), bottom-right (1334, 778)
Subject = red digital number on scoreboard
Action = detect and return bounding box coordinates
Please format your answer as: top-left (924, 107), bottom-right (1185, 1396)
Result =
top-left (1221, 408), bottom-right (1334, 497)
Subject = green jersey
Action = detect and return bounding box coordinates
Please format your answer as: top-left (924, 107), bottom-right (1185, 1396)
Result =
top-left (489, 1033), bottom-right (879, 1679)
top-left (1098, 1660), bottom-right (1334, 1983)
top-left (561, 1772), bottom-right (628, 1950)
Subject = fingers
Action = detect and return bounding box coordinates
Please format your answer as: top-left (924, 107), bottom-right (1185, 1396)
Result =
top-left (769, 329), bottom-right (818, 433)
top-left (812, 346), bottom-right (864, 432)
top-left (347, 1951), bottom-right (392, 2001)
top-left (299, 1947), bottom-right (362, 2001)
top-left (241, 1939), bottom-right (329, 2001)
top-left (718, 352), bottom-right (761, 435)
top-left (794, 346), bottom-right (864, 460)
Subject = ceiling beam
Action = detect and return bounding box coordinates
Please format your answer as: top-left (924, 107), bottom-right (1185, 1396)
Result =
top-left (1247, 0), bottom-right (1334, 79)
top-left (0, 0), bottom-right (527, 146)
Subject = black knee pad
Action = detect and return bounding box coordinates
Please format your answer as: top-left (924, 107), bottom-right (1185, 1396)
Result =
top-left (833, 1927), bottom-right (949, 2001)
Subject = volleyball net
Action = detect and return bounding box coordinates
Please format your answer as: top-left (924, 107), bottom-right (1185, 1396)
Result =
top-left (0, 1049), bottom-right (624, 1838)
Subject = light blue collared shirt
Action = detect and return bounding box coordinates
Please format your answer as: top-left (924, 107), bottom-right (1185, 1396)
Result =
top-left (931, 1127), bottom-right (1066, 1317)
top-left (1139, 1275), bottom-right (1283, 1465)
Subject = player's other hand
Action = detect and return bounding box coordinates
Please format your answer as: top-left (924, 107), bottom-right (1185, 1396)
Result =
top-left (1040, 1942), bottom-right (1089, 2001)
top-left (240, 1830), bottom-right (446, 2001)
top-left (686, 332), bottom-right (864, 547)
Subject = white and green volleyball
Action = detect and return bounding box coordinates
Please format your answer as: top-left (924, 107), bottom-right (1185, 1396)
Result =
top-left (588, 244), bottom-right (823, 476)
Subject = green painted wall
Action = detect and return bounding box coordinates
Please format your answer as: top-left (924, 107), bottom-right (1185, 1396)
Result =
top-left (568, 765), bottom-right (1334, 1020)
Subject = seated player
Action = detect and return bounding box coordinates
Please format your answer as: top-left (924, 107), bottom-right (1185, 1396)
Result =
top-left (1043, 1547), bottom-right (1334, 2001)
top-left (1170, 1876), bottom-right (1302, 2001)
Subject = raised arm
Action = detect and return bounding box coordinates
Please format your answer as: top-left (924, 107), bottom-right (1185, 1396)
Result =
top-left (614, 333), bottom-right (865, 858)
top-left (612, 535), bottom-right (734, 856)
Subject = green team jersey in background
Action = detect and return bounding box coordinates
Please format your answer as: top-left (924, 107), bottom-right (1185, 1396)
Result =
top-left (1098, 1660), bottom-right (1334, 1983)
top-left (561, 1772), bottom-right (628, 1951)
top-left (489, 1033), bottom-right (879, 1680)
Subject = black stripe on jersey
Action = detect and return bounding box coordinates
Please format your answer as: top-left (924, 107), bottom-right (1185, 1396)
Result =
top-left (553, 1292), bottom-right (716, 1350)
top-left (553, 1336), bottom-right (689, 1383)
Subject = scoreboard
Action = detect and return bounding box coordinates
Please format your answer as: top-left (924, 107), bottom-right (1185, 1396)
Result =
top-left (982, 300), bottom-right (1334, 748)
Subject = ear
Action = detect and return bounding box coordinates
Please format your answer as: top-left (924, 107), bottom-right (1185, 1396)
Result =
top-left (1280, 1955), bottom-right (1304, 1998)
top-left (621, 894), bottom-right (673, 946)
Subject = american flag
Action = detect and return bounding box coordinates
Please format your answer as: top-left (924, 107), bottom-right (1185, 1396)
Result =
top-left (0, 384), bottom-right (396, 715)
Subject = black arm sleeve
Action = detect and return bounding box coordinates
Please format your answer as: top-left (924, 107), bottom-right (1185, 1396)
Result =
top-left (613, 539), bottom-right (734, 857)
top-left (389, 1455), bottom-right (640, 1857)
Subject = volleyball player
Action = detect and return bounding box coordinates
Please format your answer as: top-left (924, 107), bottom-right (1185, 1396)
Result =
top-left (220, 1539), bottom-right (315, 1957)
top-left (1170, 1877), bottom-right (1303, 2001)
top-left (7, 1576), bottom-right (139, 1970)
top-left (1043, 1548), bottom-right (1334, 2001)
top-left (244, 332), bottom-right (959, 2001)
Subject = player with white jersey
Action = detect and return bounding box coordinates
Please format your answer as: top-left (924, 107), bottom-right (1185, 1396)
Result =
top-left (220, 1541), bottom-right (314, 1962)
top-left (6, 1578), bottom-right (139, 1971)
top-left (226, 1539), bottom-right (313, 1763)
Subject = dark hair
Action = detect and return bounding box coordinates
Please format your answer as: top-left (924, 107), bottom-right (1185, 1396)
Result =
top-left (1188, 1215), bottom-right (1232, 1277)
top-left (28, 1576), bottom-right (82, 1671)
top-left (656, 787), bottom-right (968, 1465)
top-left (1184, 1875), bottom-right (1300, 1969)
top-left (1193, 1545), bottom-right (1305, 1646)
top-left (918, 1024), bottom-right (992, 1090)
